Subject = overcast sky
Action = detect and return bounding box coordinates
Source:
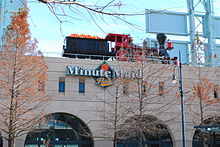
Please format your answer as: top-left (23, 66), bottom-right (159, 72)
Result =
top-left (27, 0), bottom-right (220, 55)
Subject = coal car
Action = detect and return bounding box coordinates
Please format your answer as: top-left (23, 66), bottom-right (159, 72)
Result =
top-left (63, 35), bottom-right (113, 59)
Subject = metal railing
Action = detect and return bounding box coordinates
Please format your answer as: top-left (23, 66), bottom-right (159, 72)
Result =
top-left (42, 52), bottom-right (177, 65)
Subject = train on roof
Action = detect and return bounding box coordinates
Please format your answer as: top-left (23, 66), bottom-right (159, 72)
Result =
top-left (62, 33), bottom-right (177, 63)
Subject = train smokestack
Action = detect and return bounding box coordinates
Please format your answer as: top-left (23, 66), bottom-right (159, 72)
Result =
top-left (156, 33), bottom-right (167, 49)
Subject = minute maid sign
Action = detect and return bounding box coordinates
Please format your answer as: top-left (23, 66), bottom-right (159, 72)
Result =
top-left (66, 61), bottom-right (142, 88)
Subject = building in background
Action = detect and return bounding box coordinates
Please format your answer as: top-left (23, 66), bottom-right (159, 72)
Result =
top-left (0, 0), bottom-right (26, 47)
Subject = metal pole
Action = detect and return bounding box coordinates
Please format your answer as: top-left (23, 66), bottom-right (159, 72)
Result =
top-left (204, 0), bottom-right (215, 65)
top-left (179, 50), bottom-right (186, 147)
top-left (187, 0), bottom-right (196, 65)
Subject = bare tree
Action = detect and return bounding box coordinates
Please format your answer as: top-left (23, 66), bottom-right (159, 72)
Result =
top-left (88, 62), bottom-right (131, 147)
top-left (185, 65), bottom-right (220, 147)
top-left (0, 10), bottom-right (49, 147)
top-left (96, 78), bottom-right (127, 147)
top-left (96, 61), bottom-right (177, 147)
top-left (34, 0), bottom-right (148, 34)
top-left (119, 61), bottom-right (177, 147)
top-left (185, 35), bottom-right (220, 146)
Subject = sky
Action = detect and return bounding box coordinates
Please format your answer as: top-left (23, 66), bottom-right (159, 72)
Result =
top-left (27, 0), bottom-right (220, 56)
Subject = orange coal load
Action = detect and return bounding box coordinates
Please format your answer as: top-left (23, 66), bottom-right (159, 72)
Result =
top-left (68, 34), bottom-right (104, 40)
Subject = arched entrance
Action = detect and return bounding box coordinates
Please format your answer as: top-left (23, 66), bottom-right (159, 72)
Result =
top-left (24, 113), bottom-right (93, 147)
top-left (117, 115), bottom-right (173, 147)
top-left (192, 116), bottom-right (220, 147)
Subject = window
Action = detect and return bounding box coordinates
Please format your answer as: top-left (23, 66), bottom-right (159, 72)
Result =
top-left (214, 85), bottom-right (219, 99)
top-left (159, 82), bottom-right (165, 96)
top-left (79, 78), bottom-right (85, 93)
top-left (58, 77), bottom-right (65, 92)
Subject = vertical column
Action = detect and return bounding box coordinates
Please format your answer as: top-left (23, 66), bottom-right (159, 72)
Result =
top-left (187, 0), bottom-right (196, 65)
top-left (204, 0), bottom-right (215, 66)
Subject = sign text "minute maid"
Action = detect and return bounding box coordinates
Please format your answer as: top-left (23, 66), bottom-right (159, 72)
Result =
top-left (66, 66), bottom-right (142, 79)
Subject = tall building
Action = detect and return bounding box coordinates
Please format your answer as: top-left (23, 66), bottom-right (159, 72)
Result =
top-left (0, 0), bottom-right (26, 46)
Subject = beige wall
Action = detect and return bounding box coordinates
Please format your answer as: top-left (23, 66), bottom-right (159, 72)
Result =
top-left (13, 57), bottom-right (220, 147)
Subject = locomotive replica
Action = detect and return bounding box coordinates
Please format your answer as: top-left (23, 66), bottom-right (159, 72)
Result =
top-left (62, 33), bottom-right (176, 63)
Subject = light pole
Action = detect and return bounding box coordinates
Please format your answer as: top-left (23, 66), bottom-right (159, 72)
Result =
top-left (172, 50), bottom-right (186, 147)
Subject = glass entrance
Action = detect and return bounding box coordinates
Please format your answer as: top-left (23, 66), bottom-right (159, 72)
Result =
top-left (116, 115), bottom-right (173, 147)
top-left (192, 116), bottom-right (220, 147)
top-left (25, 113), bottom-right (93, 147)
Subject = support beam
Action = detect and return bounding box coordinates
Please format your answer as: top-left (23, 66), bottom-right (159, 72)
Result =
top-left (187, 0), bottom-right (196, 65)
top-left (203, 0), bottom-right (215, 65)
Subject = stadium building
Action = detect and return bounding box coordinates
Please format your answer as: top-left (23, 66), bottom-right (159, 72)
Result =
top-left (2, 55), bottom-right (217, 147)
top-left (0, 32), bottom-right (220, 147)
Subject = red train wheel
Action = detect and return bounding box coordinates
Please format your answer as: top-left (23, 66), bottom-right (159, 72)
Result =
top-left (133, 51), bottom-right (146, 62)
top-left (116, 50), bottom-right (129, 61)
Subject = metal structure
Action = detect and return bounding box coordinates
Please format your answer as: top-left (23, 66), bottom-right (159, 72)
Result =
top-left (179, 51), bottom-right (186, 147)
top-left (186, 0), bottom-right (196, 65)
top-left (187, 0), bottom-right (215, 65)
top-left (0, 0), bottom-right (27, 48)
top-left (146, 0), bottom-right (220, 66)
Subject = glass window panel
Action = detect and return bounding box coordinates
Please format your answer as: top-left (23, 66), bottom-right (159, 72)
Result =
top-left (59, 82), bottom-right (65, 92)
top-left (79, 83), bottom-right (85, 93)
top-left (67, 145), bottom-right (78, 147)
top-left (25, 113), bottom-right (93, 147)
top-left (54, 145), bottom-right (62, 147)
top-left (25, 145), bottom-right (38, 147)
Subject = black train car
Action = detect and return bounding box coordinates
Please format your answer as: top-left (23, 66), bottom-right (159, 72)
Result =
top-left (63, 37), bottom-right (112, 59)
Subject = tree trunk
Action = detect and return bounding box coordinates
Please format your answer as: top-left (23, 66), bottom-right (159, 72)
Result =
top-left (113, 139), bottom-right (116, 147)
top-left (138, 128), bottom-right (143, 147)
top-left (8, 136), bottom-right (15, 147)
top-left (113, 86), bottom-right (119, 147)
top-left (198, 86), bottom-right (205, 147)
top-left (138, 77), bottom-right (143, 147)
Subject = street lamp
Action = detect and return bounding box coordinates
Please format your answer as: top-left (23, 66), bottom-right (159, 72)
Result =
top-left (172, 51), bottom-right (186, 147)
